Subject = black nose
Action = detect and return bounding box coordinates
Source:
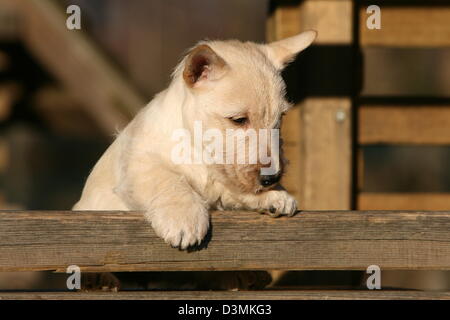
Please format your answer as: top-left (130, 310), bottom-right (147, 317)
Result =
top-left (259, 173), bottom-right (281, 187)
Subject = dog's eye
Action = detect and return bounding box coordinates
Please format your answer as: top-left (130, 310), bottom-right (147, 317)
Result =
top-left (230, 117), bottom-right (248, 125)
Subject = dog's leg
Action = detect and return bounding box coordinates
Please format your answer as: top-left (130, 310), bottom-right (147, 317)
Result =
top-left (147, 181), bottom-right (210, 249)
top-left (120, 163), bottom-right (210, 249)
top-left (220, 188), bottom-right (298, 218)
top-left (252, 189), bottom-right (298, 217)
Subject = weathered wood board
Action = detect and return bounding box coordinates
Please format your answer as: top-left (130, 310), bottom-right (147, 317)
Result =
top-left (1, 290), bottom-right (449, 300)
top-left (0, 210), bottom-right (449, 272)
top-left (359, 106), bottom-right (450, 145)
top-left (360, 6), bottom-right (450, 47)
top-left (358, 193), bottom-right (450, 211)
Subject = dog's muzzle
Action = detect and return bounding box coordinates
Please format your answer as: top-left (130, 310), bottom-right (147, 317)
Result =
top-left (259, 172), bottom-right (281, 187)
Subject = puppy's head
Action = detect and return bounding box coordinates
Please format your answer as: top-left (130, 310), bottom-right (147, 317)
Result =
top-left (179, 31), bottom-right (317, 193)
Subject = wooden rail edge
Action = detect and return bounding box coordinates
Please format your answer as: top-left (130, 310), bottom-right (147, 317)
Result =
top-left (0, 290), bottom-right (449, 300)
top-left (0, 210), bottom-right (449, 272)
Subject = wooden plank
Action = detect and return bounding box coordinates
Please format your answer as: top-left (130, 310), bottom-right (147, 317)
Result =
top-left (300, 98), bottom-right (352, 209)
top-left (358, 193), bottom-right (450, 211)
top-left (269, 0), bottom-right (353, 44)
top-left (270, 1), bottom-right (354, 208)
top-left (0, 290), bottom-right (449, 300)
top-left (269, 4), bottom-right (302, 203)
top-left (281, 107), bottom-right (302, 202)
top-left (0, 210), bottom-right (449, 272)
top-left (360, 6), bottom-right (450, 47)
top-left (267, 3), bottom-right (302, 202)
top-left (271, 4), bottom-right (301, 40)
top-left (7, 0), bottom-right (145, 134)
top-left (298, 1), bottom-right (353, 209)
top-left (362, 48), bottom-right (450, 97)
top-left (300, 0), bottom-right (353, 44)
top-left (359, 106), bottom-right (450, 145)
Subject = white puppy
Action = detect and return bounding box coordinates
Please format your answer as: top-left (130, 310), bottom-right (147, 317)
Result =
top-left (74, 31), bottom-right (317, 250)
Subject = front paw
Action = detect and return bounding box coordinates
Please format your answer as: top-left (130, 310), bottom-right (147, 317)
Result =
top-left (260, 190), bottom-right (298, 218)
top-left (149, 206), bottom-right (209, 250)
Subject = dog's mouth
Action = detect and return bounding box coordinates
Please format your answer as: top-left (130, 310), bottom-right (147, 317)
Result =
top-left (212, 160), bottom-right (284, 194)
top-left (233, 167), bottom-right (283, 194)
top-left (255, 185), bottom-right (274, 194)
top-left (255, 179), bottom-right (283, 193)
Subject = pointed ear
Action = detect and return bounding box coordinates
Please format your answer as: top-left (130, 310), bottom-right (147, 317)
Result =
top-left (266, 30), bottom-right (317, 69)
top-left (183, 44), bottom-right (229, 88)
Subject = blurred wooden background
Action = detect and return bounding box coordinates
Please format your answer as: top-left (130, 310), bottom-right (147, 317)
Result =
top-left (269, 0), bottom-right (450, 212)
top-left (0, 0), bottom-right (448, 292)
top-left (0, 0), bottom-right (449, 212)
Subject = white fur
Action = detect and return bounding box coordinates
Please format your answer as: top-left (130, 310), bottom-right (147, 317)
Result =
top-left (74, 32), bottom-right (317, 249)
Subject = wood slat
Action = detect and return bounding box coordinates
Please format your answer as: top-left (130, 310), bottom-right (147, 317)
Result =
top-left (362, 48), bottom-right (450, 97)
top-left (298, 1), bottom-right (353, 209)
top-left (270, 1), bottom-right (354, 208)
top-left (360, 6), bottom-right (450, 47)
top-left (299, 0), bottom-right (353, 44)
top-left (269, 3), bottom-right (304, 203)
top-left (0, 210), bottom-right (449, 272)
top-left (268, 0), bottom-right (353, 44)
top-left (359, 106), bottom-right (450, 145)
top-left (358, 193), bottom-right (450, 211)
top-left (300, 98), bottom-right (352, 209)
top-left (1, 290), bottom-right (449, 300)
top-left (280, 107), bottom-right (302, 202)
